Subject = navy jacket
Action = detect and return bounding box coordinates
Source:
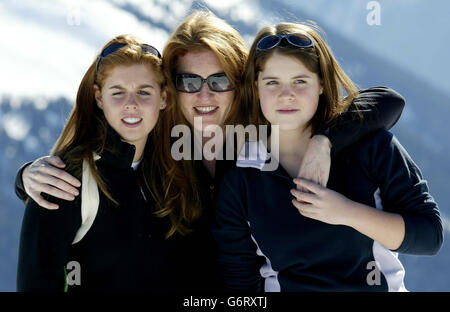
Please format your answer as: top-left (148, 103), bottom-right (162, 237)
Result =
top-left (212, 129), bottom-right (443, 292)
top-left (17, 128), bottom-right (218, 291)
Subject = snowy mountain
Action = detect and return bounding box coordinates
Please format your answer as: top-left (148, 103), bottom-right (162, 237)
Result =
top-left (1, 0), bottom-right (449, 291)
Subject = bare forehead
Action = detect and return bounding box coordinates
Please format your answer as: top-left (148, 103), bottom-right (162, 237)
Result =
top-left (260, 53), bottom-right (313, 75)
top-left (103, 65), bottom-right (160, 86)
top-left (176, 49), bottom-right (224, 75)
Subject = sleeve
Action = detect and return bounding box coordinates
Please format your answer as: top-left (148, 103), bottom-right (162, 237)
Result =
top-left (17, 194), bottom-right (82, 291)
top-left (211, 168), bottom-right (264, 292)
top-left (369, 130), bottom-right (443, 255)
top-left (315, 86), bottom-right (405, 154)
top-left (14, 162), bottom-right (32, 203)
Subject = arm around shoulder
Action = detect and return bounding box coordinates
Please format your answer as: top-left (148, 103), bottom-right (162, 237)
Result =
top-left (315, 86), bottom-right (405, 153)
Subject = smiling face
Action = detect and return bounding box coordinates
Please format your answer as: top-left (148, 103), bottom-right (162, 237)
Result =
top-left (176, 48), bottom-right (234, 131)
top-left (95, 64), bottom-right (166, 156)
top-left (257, 52), bottom-right (323, 132)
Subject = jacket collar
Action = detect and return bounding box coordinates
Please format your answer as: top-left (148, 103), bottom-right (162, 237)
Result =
top-left (236, 140), bottom-right (270, 170)
top-left (96, 125), bottom-right (138, 171)
top-left (236, 140), bottom-right (294, 183)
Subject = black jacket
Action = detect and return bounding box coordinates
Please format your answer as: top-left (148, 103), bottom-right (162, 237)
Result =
top-left (17, 128), bottom-right (217, 292)
top-left (212, 129), bottom-right (443, 292)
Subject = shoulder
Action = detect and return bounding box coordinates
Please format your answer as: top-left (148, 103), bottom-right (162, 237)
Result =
top-left (352, 129), bottom-right (411, 161)
top-left (343, 128), bottom-right (395, 156)
top-left (356, 86), bottom-right (405, 105)
top-left (24, 193), bottom-right (81, 232)
top-left (336, 129), bottom-right (402, 177)
top-left (341, 129), bottom-right (421, 181)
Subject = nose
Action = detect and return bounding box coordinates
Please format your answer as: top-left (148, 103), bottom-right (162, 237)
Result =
top-left (197, 81), bottom-right (214, 99)
top-left (279, 85), bottom-right (295, 102)
top-left (124, 93), bottom-right (138, 109)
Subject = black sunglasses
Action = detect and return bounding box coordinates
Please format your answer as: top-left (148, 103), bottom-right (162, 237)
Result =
top-left (174, 73), bottom-right (234, 93)
top-left (256, 33), bottom-right (314, 51)
top-left (95, 42), bottom-right (161, 74)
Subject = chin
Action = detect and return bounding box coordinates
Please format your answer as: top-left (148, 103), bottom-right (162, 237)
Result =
top-left (278, 123), bottom-right (306, 132)
top-left (191, 118), bottom-right (223, 133)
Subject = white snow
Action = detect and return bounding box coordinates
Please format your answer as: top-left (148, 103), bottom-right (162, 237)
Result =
top-left (2, 112), bottom-right (31, 141)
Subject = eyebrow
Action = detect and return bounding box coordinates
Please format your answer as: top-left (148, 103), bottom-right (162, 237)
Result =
top-left (109, 84), bottom-right (155, 90)
top-left (261, 74), bottom-right (312, 80)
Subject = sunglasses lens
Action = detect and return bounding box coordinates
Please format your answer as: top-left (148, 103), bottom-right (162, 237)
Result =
top-left (175, 73), bottom-right (233, 93)
top-left (176, 74), bottom-right (203, 93)
top-left (141, 44), bottom-right (162, 58)
top-left (287, 34), bottom-right (313, 47)
top-left (257, 35), bottom-right (280, 51)
top-left (256, 34), bottom-right (314, 52)
top-left (207, 74), bottom-right (233, 92)
top-left (101, 43), bottom-right (127, 58)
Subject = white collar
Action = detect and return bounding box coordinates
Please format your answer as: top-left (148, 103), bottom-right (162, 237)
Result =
top-left (236, 140), bottom-right (270, 170)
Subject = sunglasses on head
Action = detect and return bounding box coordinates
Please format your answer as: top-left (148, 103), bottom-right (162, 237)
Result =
top-left (95, 42), bottom-right (162, 74)
top-left (256, 33), bottom-right (314, 52)
top-left (174, 73), bottom-right (234, 93)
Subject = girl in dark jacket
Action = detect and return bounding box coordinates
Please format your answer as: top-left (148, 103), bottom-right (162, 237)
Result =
top-left (212, 22), bottom-right (443, 292)
top-left (15, 35), bottom-right (192, 291)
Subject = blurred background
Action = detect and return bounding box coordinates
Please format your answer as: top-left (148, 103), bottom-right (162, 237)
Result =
top-left (0, 0), bottom-right (449, 291)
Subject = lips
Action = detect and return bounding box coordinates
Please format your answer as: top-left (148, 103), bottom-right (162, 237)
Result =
top-left (277, 109), bottom-right (299, 114)
top-left (194, 106), bottom-right (219, 115)
top-left (121, 116), bottom-right (143, 127)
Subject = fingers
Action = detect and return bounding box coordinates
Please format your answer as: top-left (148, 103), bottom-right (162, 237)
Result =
top-left (44, 155), bottom-right (67, 169)
top-left (290, 189), bottom-right (318, 204)
top-left (291, 189), bottom-right (319, 220)
top-left (296, 183), bottom-right (308, 193)
top-left (39, 159), bottom-right (81, 188)
top-left (293, 178), bottom-right (323, 194)
top-left (33, 171), bottom-right (80, 196)
top-left (37, 181), bottom-right (76, 201)
top-left (291, 199), bottom-right (317, 218)
top-left (22, 156), bottom-right (81, 209)
top-left (26, 173), bottom-right (78, 202)
top-left (29, 192), bottom-right (59, 210)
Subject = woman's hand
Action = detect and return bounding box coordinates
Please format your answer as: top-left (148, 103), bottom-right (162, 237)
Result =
top-left (297, 135), bottom-right (331, 191)
top-left (291, 178), bottom-right (355, 226)
top-left (291, 178), bottom-right (405, 250)
top-left (22, 156), bottom-right (81, 210)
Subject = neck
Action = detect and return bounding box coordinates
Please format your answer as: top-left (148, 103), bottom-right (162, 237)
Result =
top-left (276, 125), bottom-right (312, 160)
top-left (193, 126), bottom-right (227, 178)
top-left (132, 143), bottom-right (145, 162)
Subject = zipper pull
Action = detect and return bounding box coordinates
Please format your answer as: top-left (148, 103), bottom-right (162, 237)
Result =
top-left (137, 180), bottom-right (148, 202)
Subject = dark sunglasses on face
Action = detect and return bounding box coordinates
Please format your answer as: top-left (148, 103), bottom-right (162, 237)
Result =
top-left (95, 42), bottom-right (162, 74)
top-left (256, 33), bottom-right (314, 52)
top-left (174, 73), bottom-right (234, 93)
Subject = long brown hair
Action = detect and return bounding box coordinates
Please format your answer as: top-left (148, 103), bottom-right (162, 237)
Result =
top-left (51, 34), bottom-right (165, 206)
top-left (155, 10), bottom-right (248, 238)
top-left (242, 22), bottom-right (359, 132)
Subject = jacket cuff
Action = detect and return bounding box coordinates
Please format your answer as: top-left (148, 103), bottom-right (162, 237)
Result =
top-left (15, 162), bottom-right (32, 202)
top-left (391, 213), bottom-right (443, 256)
